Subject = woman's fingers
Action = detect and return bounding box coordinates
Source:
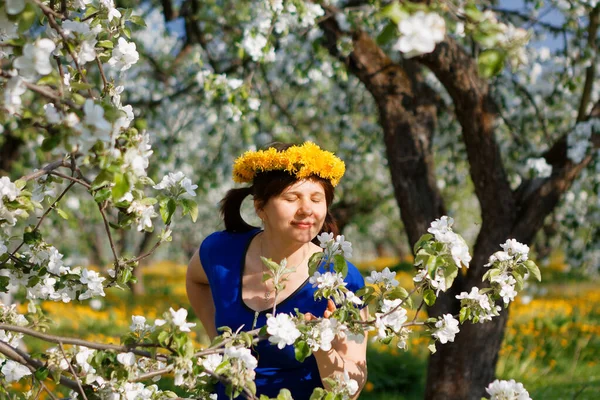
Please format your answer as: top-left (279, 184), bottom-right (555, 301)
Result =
top-left (306, 299), bottom-right (337, 320)
top-left (323, 299), bottom-right (336, 318)
top-left (304, 312), bottom-right (316, 321)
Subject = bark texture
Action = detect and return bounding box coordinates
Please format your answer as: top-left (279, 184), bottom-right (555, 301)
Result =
top-left (320, 13), bottom-right (594, 399)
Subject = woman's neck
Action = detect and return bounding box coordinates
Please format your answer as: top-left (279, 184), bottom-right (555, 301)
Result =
top-left (259, 230), bottom-right (311, 268)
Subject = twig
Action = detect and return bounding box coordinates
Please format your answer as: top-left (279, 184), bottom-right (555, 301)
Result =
top-left (0, 324), bottom-right (166, 361)
top-left (98, 203), bottom-right (119, 265)
top-left (131, 225), bottom-right (170, 263)
top-left (130, 365), bottom-right (173, 382)
top-left (48, 171), bottom-right (92, 189)
top-left (576, 6), bottom-right (599, 122)
top-left (58, 341), bottom-right (89, 400)
top-left (31, 0), bottom-right (65, 19)
top-left (96, 56), bottom-right (109, 93)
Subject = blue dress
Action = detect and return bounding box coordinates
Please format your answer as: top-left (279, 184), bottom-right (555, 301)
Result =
top-left (199, 229), bottom-right (365, 399)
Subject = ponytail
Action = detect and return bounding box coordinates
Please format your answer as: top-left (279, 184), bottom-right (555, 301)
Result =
top-left (219, 187), bottom-right (257, 232)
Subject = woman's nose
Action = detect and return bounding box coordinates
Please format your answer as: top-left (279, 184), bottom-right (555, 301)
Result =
top-left (298, 201), bottom-right (313, 216)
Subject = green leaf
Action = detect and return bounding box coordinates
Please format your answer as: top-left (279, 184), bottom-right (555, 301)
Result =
top-left (34, 366), bottom-right (49, 381)
top-left (41, 135), bottom-right (61, 151)
top-left (18, 3), bottom-right (37, 33)
top-left (0, 276), bottom-right (10, 293)
top-left (524, 260), bottom-right (542, 282)
top-left (413, 233), bottom-right (434, 254)
top-left (111, 173), bottom-right (130, 200)
top-left (459, 307), bottom-right (469, 323)
top-left (159, 198), bottom-right (176, 224)
top-left (376, 22), bottom-right (398, 46)
top-left (355, 286), bottom-right (374, 297)
top-left (276, 389), bottom-right (293, 400)
top-left (308, 252), bottom-right (324, 275)
top-left (380, 2), bottom-right (406, 24)
top-left (98, 40), bottom-right (114, 49)
top-left (294, 340), bottom-right (311, 362)
top-left (129, 15), bottom-right (146, 27)
top-left (332, 254), bottom-right (348, 277)
top-left (55, 207), bottom-right (69, 220)
top-left (310, 388), bottom-right (325, 400)
top-left (387, 286), bottom-right (410, 301)
top-left (181, 198), bottom-right (198, 222)
top-left (423, 289), bottom-right (436, 306)
top-left (477, 49), bottom-right (506, 78)
top-left (23, 229), bottom-right (42, 245)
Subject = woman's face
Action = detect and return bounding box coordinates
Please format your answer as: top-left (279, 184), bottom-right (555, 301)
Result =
top-left (257, 179), bottom-right (328, 244)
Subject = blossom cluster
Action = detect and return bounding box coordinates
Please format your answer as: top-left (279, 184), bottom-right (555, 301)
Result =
top-left (414, 216), bottom-right (471, 294)
top-left (567, 118), bottom-right (600, 163)
top-left (393, 11), bottom-right (446, 58)
top-left (4, 242), bottom-right (106, 303)
top-left (241, 0), bottom-right (325, 63)
top-left (486, 379), bottom-right (532, 400)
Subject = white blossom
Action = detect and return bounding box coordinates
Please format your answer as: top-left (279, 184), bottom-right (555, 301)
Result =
top-left (486, 379), bottom-right (531, 400)
top-left (500, 239), bottom-right (529, 262)
top-left (127, 201), bottom-right (157, 232)
top-left (62, 20), bottom-right (91, 36)
top-left (267, 313), bottom-right (301, 349)
top-left (525, 157), bottom-right (552, 178)
top-left (108, 38), bottom-right (139, 71)
top-left (1, 360), bottom-right (31, 382)
top-left (14, 39), bottom-right (56, 80)
top-left (456, 287), bottom-right (500, 322)
top-left (342, 369), bottom-right (359, 396)
top-left (0, 176), bottom-right (20, 201)
top-left (376, 298), bottom-right (407, 336)
top-left (5, 0), bottom-right (25, 15)
top-left (309, 271), bottom-right (346, 290)
top-left (200, 353), bottom-right (223, 376)
top-left (306, 318), bottom-right (337, 351)
top-left (393, 12), bottom-right (446, 58)
top-left (83, 99), bottom-right (112, 135)
top-left (224, 346), bottom-right (258, 370)
top-left (79, 269), bottom-right (106, 300)
top-left (153, 171), bottom-right (197, 197)
top-left (492, 274), bottom-right (518, 304)
top-left (432, 314), bottom-right (459, 344)
top-left (77, 38), bottom-right (97, 64)
top-left (130, 315), bottom-right (151, 332)
top-left (365, 267), bottom-right (399, 289)
top-left (44, 103), bottom-right (62, 124)
top-left (3, 75), bottom-right (27, 115)
top-left (242, 33), bottom-right (268, 61)
top-left (117, 352), bottom-right (136, 367)
top-left (169, 307), bottom-right (196, 332)
top-left (567, 119), bottom-right (600, 163)
top-left (100, 0), bottom-right (122, 22)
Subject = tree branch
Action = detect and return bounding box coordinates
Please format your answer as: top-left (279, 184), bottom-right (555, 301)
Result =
top-left (319, 9), bottom-right (446, 248)
top-left (416, 37), bottom-right (516, 234)
top-left (576, 6), bottom-right (599, 122)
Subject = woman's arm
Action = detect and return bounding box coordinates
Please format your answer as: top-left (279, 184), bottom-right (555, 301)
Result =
top-left (312, 306), bottom-right (369, 399)
top-left (186, 250), bottom-right (218, 340)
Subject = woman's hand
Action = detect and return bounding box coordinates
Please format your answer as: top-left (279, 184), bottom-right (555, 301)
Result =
top-left (304, 298), bottom-right (336, 321)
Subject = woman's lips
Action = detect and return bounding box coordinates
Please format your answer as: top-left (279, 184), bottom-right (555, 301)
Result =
top-left (292, 221), bottom-right (313, 229)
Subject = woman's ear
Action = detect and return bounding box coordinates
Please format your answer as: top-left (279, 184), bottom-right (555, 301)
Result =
top-left (254, 199), bottom-right (264, 222)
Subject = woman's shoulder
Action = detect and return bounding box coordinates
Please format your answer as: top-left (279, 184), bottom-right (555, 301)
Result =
top-left (201, 228), bottom-right (261, 253)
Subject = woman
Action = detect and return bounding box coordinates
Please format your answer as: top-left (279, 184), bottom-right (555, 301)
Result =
top-left (186, 142), bottom-right (368, 399)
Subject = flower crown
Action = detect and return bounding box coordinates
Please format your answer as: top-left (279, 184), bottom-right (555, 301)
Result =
top-left (232, 142), bottom-right (346, 187)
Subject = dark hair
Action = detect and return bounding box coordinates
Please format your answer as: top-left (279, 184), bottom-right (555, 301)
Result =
top-left (219, 144), bottom-right (339, 243)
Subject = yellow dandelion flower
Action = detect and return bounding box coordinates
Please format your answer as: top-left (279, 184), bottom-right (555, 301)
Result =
top-left (232, 142), bottom-right (345, 186)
